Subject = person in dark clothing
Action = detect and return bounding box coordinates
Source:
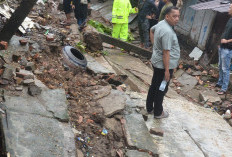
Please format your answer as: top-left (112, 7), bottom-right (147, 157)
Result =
top-left (216, 4), bottom-right (232, 95)
top-left (63, 0), bottom-right (72, 24)
top-left (149, 0), bottom-right (165, 28)
top-left (138, 0), bottom-right (158, 49)
top-left (72, 0), bottom-right (90, 29)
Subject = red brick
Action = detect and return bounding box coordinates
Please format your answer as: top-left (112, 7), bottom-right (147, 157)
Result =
top-left (46, 34), bottom-right (55, 41)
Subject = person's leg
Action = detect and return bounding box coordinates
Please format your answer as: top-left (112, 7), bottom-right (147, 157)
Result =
top-left (146, 67), bottom-right (159, 113)
top-left (120, 23), bottom-right (129, 41)
top-left (221, 48), bottom-right (232, 92)
top-left (153, 69), bottom-right (173, 116)
top-left (138, 21), bottom-right (144, 48)
top-left (112, 23), bottom-right (122, 39)
top-left (142, 19), bottom-right (150, 49)
top-left (217, 48), bottom-right (223, 86)
top-left (63, 0), bottom-right (72, 23)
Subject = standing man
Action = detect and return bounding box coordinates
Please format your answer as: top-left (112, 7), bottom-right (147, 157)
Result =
top-left (158, 0), bottom-right (173, 22)
top-left (146, 6), bottom-right (180, 118)
top-left (138, 0), bottom-right (158, 49)
top-left (111, 0), bottom-right (138, 41)
top-left (216, 4), bottom-right (232, 95)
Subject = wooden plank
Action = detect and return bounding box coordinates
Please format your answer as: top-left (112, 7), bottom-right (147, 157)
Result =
top-left (99, 33), bottom-right (152, 59)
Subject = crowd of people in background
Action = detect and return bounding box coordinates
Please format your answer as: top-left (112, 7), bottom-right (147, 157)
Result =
top-left (136, 0), bottom-right (182, 50)
top-left (63, 0), bottom-right (91, 31)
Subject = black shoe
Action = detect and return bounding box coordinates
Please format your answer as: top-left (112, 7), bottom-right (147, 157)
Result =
top-left (215, 84), bottom-right (221, 88)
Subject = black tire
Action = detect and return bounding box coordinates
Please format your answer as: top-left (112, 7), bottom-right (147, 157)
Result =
top-left (62, 46), bottom-right (87, 68)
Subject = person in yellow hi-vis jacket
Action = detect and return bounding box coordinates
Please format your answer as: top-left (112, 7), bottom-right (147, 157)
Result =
top-left (112, 0), bottom-right (138, 41)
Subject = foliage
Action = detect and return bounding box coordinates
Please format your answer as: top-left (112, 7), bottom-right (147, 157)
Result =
top-left (88, 20), bottom-right (134, 41)
top-left (76, 42), bottom-right (86, 52)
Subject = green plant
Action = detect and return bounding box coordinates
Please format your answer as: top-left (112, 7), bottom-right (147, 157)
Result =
top-left (76, 42), bottom-right (86, 52)
top-left (101, 50), bottom-right (109, 56)
top-left (88, 20), bottom-right (134, 41)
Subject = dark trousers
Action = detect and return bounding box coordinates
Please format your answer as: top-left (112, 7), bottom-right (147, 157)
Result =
top-left (146, 67), bottom-right (173, 116)
top-left (138, 19), bottom-right (150, 48)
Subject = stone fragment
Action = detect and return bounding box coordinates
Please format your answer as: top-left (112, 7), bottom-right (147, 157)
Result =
top-left (189, 47), bottom-right (203, 61)
top-left (192, 71), bottom-right (202, 76)
top-left (2, 68), bottom-right (13, 80)
top-left (97, 90), bottom-right (126, 117)
top-left (34, 70), bottom-right (43, 75)
top-left (202, 70), bottom-right (208, 76)
top-left (23, 79), bottom-right (35, 85)
top-left (91, 85), bottom-right (112, 100)
top-left (15, 86), bottom-right (23, 91)
top-left (150, 128), bottom-right (164, 137)
top-left (19, 39), bottom-right (28, 45)
top-left (25, 62), bottom-right (36, 71)
top-left (15, 77), bottom-right (23, 85)
top-left (0, 41), bottom-right (8, 50)
top-left (28, 85), bottom-right (42, 96)
top-left (16, 70), bottom-right (34, 80)
top-left (173, 69), bottom-right (184, 79)
top-left (19, 57), bottom-right (28, 66)
top-left (199, 90), bottom-right (221, 103)
top-left (177, 73), bottom-right (198, 92)
top-left (12, 54), bottom-right (21, 62)
top-left (46, 34), bottom-right (55, 41)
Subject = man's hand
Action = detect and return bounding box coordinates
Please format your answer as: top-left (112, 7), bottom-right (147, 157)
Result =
top-left (165, 70), bottom-right (170, 82)
top-left (146, 15), bottom-right (152, 19)
top-left (134, 7), bottom-right (138, 13)
top-left (221, 39), bottom-right (228, 44)
top-left (88, 3), bottom-right (91, 9)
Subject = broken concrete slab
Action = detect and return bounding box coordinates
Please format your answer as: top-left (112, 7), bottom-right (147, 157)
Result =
top-left (94, 55), bottom-right (116, 74)
top-left (1, 110), bottom-right (75, 157)
top-left (2, 79), bottom-right (75, 156)
top-left (199, 90), bottom-right (222, 103)
top-left (146, 88), bottom-right (232, 156)
top-left (126, 150), bottom-right (152, 157)
top-left (105, 53), bottom-right (153, 86)
top-left (7, 35), bottom-right (29, 52)
top-left (97, 90), bottom-right (127, 117)
top-left (189, 47), bottom-right (203, 61)
top-left (186, 88), bottom-right (201, 102)
top-left (91, 85), bottom-right (112, 100)
top-left (173, 69), bottom-right (184, 79)
top-left (38, 88), bottom-right (69, 122)
top-left (177, 73), bottom-right (198, 92)
top-left (84, 54), bottom-right (114, 74)
top-left (123, 111), bottom-right (158, 155)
